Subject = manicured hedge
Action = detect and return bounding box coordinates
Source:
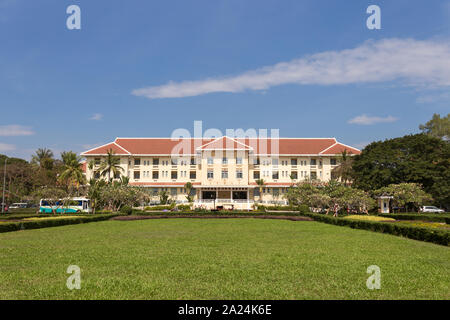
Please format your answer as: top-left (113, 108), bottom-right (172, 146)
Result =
top-left (379, 213), bottom-right (450, 224)
top-left (301, 212), bottom-right (449, 246)
top-left (0, 214), bottom-right (122, 234)
top-left (256, 204), bottom-right (297, 211)
top-left (132, 210), bottom-right (306, 217)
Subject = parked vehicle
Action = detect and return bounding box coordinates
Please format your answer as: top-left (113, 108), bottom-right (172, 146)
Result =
top-left (419, 206), bottom-right (445, 213)
top-left (39, 198), bottom-right (92, 213)
top-left (9, 203), bottom-right (29, 209)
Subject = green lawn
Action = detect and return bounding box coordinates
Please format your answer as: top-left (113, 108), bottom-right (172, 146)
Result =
top-left (0, 218), bottom-right (449, 299)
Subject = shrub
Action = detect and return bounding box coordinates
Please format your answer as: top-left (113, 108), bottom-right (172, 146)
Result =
top-left (177, 204), bottom-right (191, 211)
top-left (0, 214), bottom-right (121, 234)
top-left (300, 212), bottom-right (449, 246)
top-left (298, 204), bottom-right (310, 214)
top-left (120, 205), bottom-right (132, 215)
top-left (379, 213), bottom-right (450, 224)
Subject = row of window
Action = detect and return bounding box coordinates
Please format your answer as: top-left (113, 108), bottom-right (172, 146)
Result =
top-left (135, 171), bottom-right (197, 180)
top-left (98, 157), bottom-right (337, 167)
top-left (143, 187), bottom-right (288, 196)
top-left (207, 169), bottom-right (244, 179)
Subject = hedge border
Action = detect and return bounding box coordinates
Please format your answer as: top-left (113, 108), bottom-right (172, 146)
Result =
top-left (379, 214), bottom-right (450, 224)
top-left (133, 210), bottom-right (304, 217)
top-left (0, 214), bottom-right (122, 234)
top-left (300, 212), bottom-right (449, 246)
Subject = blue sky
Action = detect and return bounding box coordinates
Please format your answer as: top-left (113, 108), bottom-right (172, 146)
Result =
top-left (0, 0), bottom-right (449, 160)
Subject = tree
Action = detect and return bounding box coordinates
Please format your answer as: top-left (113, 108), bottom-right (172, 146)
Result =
top-left (98, 184), bottom-right (149, 212)
top-left (331, 150), bottom-right (354, 186)
top-left (184, 182), bottom-right (194, 203)
top-left (31, 148), bottom-right (54, 169)
top-left (58, 151), bottom-right (85, 191)
top-left (98, 149), bottom-right (123, 182)
top-left (419, 113), bottom-right (450, 140)
top-left (284, 181), bottom-right (319, 207)
top-left (352, 134), bottom-right (450, 209)
top-left (32, 187), bottom-right (68, 214)
top-left (87, 178), bottom-right (105, 214)
top-left (374, 183), bottom-right (433, 212)
top-left (158, 190), bottom-right (170, 205)
top-left (255, 179), bottom-right (265, 204)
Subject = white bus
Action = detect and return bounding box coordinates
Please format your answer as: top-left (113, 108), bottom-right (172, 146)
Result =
top-left (39, 197), bottom-right (92, 214)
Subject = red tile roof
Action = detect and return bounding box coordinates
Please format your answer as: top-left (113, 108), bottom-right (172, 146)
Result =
top-left (82, 142), bottom-right (130, 156)
top-left (81, 137), bottom-right (360, 156)
top-left (200, 136), bottom-right (252, 150)
top-left (319, 143), bottom-right (360, 155)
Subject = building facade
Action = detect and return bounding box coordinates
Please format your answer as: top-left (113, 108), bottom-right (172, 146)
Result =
top-left (81, 136), bottom-right (360, 209)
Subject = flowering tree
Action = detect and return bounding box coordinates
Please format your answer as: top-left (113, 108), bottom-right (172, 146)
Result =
top-left (374, 183), bottom-right (433, 212)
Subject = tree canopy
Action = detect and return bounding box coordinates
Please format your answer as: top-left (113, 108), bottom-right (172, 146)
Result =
top-left (419, 113), bottom-right (449, 140)
top-left (351, 134), bottom-right (450, 208)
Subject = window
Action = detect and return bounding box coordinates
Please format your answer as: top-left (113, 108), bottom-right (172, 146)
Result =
top-left (94, 158), bottom-right (101, 165)
top-left (207, 170), bottom-right (214, 179)
top-left (170, 188), bottom-right (177, 196)
top-left (272, 158), bottom-right (279, 166)
top-left (330, 158), bottom-right (337, 165)
top-left (310, 159), bottom-right (316, 166)
top-left (207, 157), bottom-right (213, 165)
top-left (291, 159), bottom-right (297, 166)
top-left (273, 188), bottom-right (279, 196)
top-left (171, 158), bottom-right (178, 166)
top-left (272, 171), bottom-right (279, 179)
top-left (171, 171), bottom-right (177, 179)
top-left (152, 171), bottom-right (159, 179)
top-left (310, 171), bottom-right (317, 179)
top-left (133, 171), bottom-right (140, 180)
top-left (254, 189), bottom-right (260, 196)
top-left (190, 171), bottom-right (196, 179)
top-left (114, 172), bottom-right (120, 179)
top-left (253, 171), bottom-right (260, 179)
top-left (253, 157), bottom-right (260, 165)
top-left (291, 171), bottom-right (298, 179)
top-left (221, 170), bottom-right (228, 179)
top-left (190, 157), bottom-right (196, 165)
top-left (222, 157), bottom-right (228, 164)
top-left (94, 171), bottom-right (100, 179)
top-left (236, 157), bottom-right (242, 165)
top-left (236, 169), bottom-right (243, 179)
top-left (134, 158), bottom-right (141, 166)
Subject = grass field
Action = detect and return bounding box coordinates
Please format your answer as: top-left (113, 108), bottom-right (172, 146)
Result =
top-left (0, 218), bottom-right (449, 299)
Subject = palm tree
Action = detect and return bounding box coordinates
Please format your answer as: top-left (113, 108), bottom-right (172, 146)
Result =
top-left (58, 151), bottom-right (85, 190)
top-left (331, 150), bottom-right (354, 186)
top-left (159, 190), bottom-right (170, 205)
top-left (184, 182), bottom-right (193, 203)
top-left (255, 179), bottom-right (265, 204)
top-left (119, 176), bottom-right (129, 186)
top-left (98, 149), bottom-right (123, 182)
top-left (31, 148), bottom-right (54, 169)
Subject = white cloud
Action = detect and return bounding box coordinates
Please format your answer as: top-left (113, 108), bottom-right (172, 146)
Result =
top-left (348, 115), bottom-right (398, 125)
top-left (0, 142), bottom-right (16, 152)
top-left (0, 125), bottom-right (34, 136)
top-left (416, 91), bottom-right (450, 104)
top-left (89, 113), bottom-right (103, 121)
top-left (132, 38), bottom-right (450, 99)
